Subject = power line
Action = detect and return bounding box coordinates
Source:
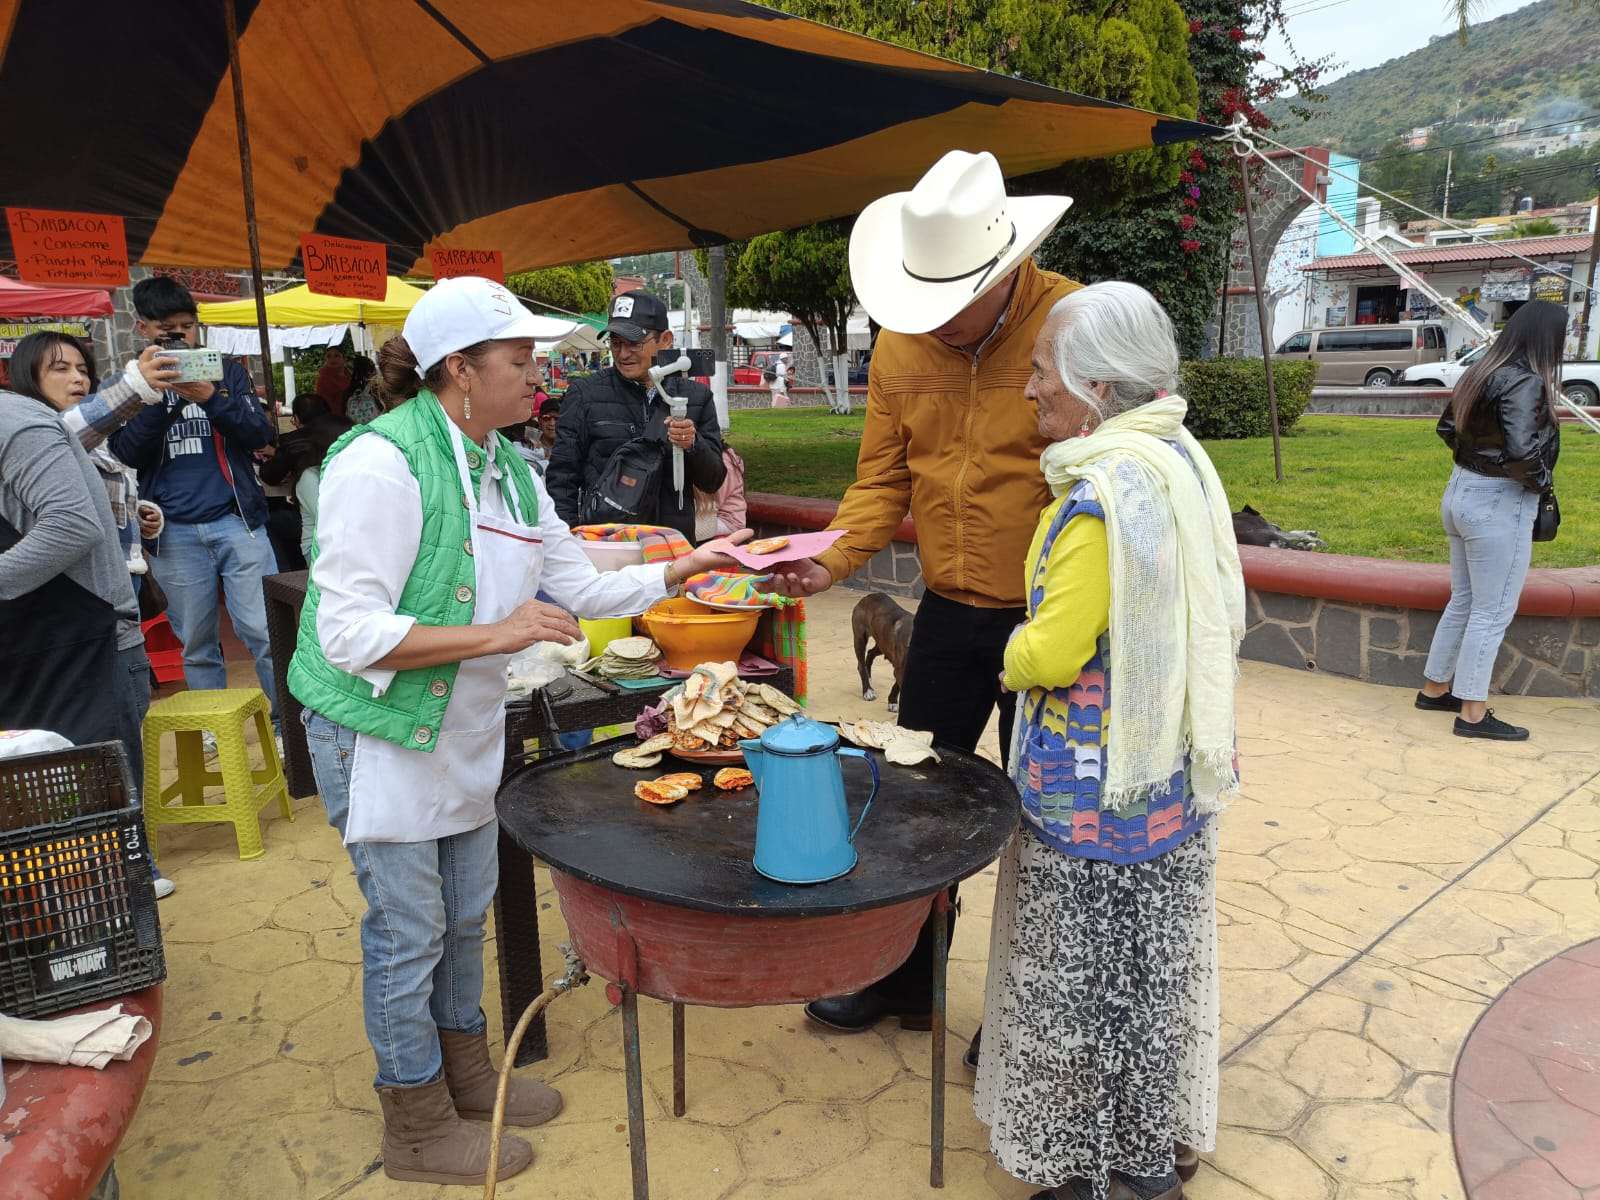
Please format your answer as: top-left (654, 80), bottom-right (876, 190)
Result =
top-left (1281, 0), bottom-right (1358, 19)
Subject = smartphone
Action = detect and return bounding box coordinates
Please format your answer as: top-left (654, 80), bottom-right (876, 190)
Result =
top-left (161, 348), bottom-right (225, 383)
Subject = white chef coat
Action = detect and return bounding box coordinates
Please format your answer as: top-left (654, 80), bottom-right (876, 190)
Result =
top-left (311, 415), bottom-right (669, 843)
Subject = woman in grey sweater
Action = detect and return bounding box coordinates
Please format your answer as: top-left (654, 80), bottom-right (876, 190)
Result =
top-left (0, 390), bottom-right (134, 743)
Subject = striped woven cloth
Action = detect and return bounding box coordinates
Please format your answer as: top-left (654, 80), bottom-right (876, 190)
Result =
top-left (758, 601), bottom-right (808, 706)
top-left (570, 524), bottom-right (692, 563)
top-left (684, 570), bottom-right (798, 610)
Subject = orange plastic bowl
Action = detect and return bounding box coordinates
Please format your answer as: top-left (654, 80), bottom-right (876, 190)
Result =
top-left (637, 596), bottom-right (760, 672)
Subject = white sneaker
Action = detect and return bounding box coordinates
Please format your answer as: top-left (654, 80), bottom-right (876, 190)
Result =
top-left (153, 877), bottom-right (176, 900)
top-left (201, 731), bottom-right (218, 757)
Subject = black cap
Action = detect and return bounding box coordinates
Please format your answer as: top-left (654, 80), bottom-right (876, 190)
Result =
top-left (605, 289), bottom-right (669, 342)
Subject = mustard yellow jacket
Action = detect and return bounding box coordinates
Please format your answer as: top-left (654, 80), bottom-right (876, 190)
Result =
top-left (814, 259), bottom-right (1080, 608)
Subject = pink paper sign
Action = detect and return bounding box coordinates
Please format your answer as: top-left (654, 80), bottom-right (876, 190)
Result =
top-left (723, 529), bottom-right (846, 570)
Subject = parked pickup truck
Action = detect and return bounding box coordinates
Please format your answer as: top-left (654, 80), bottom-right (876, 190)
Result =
top-left (1400, 344), bottom-right (1600, 406)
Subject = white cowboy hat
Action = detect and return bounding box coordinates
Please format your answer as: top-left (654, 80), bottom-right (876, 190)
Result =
top-left (849, 150), bottom-right (1072, 335)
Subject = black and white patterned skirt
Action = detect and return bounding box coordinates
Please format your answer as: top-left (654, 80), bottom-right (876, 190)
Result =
top-left (973, 824), bottom-right (1219, 1199)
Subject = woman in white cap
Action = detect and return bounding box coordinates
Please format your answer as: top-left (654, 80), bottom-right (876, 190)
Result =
top-left (288, 276), bottom-right (747, 1187)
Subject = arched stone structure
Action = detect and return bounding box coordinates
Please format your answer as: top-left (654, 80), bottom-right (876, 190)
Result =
top-left (1205, 146), bottom-right (1331, 357)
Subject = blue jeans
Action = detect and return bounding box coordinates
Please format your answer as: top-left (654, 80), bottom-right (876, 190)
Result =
top-left (302, 710), bottom-right (499, 1089)
top-left (114, 643), bottom-right (164, 881)
top-left (1423, 467), bottom-right (1538, 702)
top-left (155, 516), bottom-right (278, 720)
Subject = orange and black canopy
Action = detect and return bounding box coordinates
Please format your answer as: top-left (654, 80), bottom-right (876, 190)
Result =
top-left (0, 0), bottom-right (1216, 274)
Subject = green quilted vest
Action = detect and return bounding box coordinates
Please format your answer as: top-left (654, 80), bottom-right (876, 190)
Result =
top-left (287, 393), bottom-right (540, 752)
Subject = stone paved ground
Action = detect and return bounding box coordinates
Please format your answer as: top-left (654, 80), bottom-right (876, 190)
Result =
top-left (117, 590), bottom-right (1600, 1200)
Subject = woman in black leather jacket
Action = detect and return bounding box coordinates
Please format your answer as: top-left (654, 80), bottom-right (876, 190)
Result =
top-left (1418, 300), bottom-right (1564, 742)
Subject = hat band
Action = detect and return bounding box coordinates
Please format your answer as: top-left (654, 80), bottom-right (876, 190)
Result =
top-left (903, 223), bottom-right (1018, 296)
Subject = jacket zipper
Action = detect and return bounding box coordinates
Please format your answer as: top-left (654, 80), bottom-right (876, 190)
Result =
top-left (950, 299), bottom-right (1014, 597)
top-left (951, 357), bottom-right (980, 593)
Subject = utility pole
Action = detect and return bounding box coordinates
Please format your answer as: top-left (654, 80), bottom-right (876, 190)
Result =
top-left (1442, 149), bottom-right (1454, 221)
top-left (1579, 165), bottom-right (1600, 359)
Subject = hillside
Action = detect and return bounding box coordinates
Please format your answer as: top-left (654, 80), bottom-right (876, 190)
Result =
top-left (1264, 0), bottom-right (1600, 157)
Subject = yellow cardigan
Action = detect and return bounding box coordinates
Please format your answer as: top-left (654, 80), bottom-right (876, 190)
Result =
top-left (1001, 495), bottom-right (1111, 693)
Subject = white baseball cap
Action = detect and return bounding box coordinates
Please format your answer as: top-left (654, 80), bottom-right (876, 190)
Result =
top-left (403, 276), bottom-right (543, 377)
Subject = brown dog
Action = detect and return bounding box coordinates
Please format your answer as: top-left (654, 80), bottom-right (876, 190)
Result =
top-left (852, 592), bottom-right (914, 713)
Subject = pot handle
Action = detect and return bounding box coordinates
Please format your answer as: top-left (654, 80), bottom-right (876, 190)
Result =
top-left (837, 747), bottom-right (880, 844)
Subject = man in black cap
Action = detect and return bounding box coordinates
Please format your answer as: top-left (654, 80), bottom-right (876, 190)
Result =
top-left (546, 289), bottom-right (726, 542)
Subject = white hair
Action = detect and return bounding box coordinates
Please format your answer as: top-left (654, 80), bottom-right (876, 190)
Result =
top-left (1047, 281), bottom-right (1180, 424)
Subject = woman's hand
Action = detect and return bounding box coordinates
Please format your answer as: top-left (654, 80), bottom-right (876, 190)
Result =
top-left (490, 599), bottom-right (582, 654)
top-left (136, 344), bottom-right (181, 391)
top-left (666, 529), bottom-right (754, 588)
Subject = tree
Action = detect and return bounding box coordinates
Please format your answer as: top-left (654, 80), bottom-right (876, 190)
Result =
top-left (1042, 1), bottom-right (1330, 357)
top-left (1496, 217), bottom-right (1563, 239)
top-left (1449, 0), bottom-right (1599, 41)
top-left (762, 0), bottom-right (1200, 211)
top-left (725, 222), bottom-right (857, 415)
top-left (505, 261), bottom-right (614, 315)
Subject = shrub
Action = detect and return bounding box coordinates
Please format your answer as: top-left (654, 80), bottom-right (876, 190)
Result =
top-left (1179, 357), bottom-right (1316, 440)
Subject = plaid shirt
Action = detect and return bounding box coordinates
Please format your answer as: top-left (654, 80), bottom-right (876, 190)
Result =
top-left (58, 362), bottom-right (160, 542)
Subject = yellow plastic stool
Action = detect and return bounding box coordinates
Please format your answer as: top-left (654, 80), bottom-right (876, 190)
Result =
top-left (142, 688), bottom-right (292, 861)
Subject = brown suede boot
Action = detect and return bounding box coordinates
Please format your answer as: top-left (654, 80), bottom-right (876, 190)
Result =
top-left (439, 1027), bottom-right (564, 1127)
top-left (377, 1076), bottom-right (533, 1185)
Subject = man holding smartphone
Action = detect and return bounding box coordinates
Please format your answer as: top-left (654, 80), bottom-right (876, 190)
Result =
top-left (110, 275), bottom-right (281, 726)
top-left (546, 289), bottom-right (725, 542)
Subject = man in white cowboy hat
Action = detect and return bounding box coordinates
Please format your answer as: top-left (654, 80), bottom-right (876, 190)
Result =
top-left (772, 150), bottom-right (1077, 1045)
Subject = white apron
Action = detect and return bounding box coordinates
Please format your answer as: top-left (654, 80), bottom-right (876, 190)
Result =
top-left (343, 411), bottom-right (542, 843)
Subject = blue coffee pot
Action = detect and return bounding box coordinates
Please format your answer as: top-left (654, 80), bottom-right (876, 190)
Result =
top-left (740, 714), bottom-right (880, 884)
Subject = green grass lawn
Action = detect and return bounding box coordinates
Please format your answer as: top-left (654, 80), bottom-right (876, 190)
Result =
top-left (729, 409), bottom-right (1599, 568)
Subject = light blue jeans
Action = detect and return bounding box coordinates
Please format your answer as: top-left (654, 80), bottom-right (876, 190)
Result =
top-left (155, 516), bottom-right (278, 720)
top-left (302, 710), bottom-right (499, 1089)
top-left (1423, 467), bottom-right (1539, 702)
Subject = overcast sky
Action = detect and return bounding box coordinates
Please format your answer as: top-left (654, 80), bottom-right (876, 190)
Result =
top-left (1259, 0), bottom-right (1533, 88)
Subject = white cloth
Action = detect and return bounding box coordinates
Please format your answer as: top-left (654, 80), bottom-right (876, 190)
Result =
top-left (1039, 395), bottom-right (1245, 815)
top-left (202, 323), bottom-right (350, 356)
top-left (0, 1004), bottom-right (152, 1070)
top-left (311, 416), bottom-right (670, 842)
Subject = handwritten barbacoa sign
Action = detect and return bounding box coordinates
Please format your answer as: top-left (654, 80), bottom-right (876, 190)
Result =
top-left (300, 234), bottom-right (387, 301)
top-left (6, 208), bottom-right (129, 286)
top-left (430, 247), bottom-right (504, 283)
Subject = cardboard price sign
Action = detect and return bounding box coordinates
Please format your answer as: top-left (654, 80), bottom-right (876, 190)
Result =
top-left (6, 207), bottom-right (129, 287)
top-left (300, 234), bottom-right (387, 300)
top-left (430, 247), bottom-right (504, 283)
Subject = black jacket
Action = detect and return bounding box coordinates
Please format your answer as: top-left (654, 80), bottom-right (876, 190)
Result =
top-left (1437, 360), bottom-right (1560, 493)
top-left (109, 358), bottom-right (274, 529)
top-left (545, 367), bottom-right (726, 542)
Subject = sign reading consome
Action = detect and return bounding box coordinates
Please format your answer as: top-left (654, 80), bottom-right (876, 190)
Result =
top-left (5, 207), bottom-right (129, 286)
top-left (300, 234), bottom-right (387, 301)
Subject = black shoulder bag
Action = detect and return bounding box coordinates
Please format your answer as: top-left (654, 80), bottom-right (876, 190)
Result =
top-left (1532, 489), bottom-right (1560, 543)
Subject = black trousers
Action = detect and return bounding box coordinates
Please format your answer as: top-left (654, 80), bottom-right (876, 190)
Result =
top-left (264, 496), bottom-right (304, 574)
top-left (871, 590), bottom-right (1023, 1008)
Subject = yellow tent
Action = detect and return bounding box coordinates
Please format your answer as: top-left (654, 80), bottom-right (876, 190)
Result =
top-left (198, 277), bottom-right (426, 327)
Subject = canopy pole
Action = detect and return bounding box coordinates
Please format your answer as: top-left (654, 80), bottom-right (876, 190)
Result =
top-left (1238, 152), bottom-right (1284, 483)
top-left (224, 0), bottom-right (276, 414)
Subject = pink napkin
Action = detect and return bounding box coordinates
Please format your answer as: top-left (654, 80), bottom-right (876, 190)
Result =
top-left (724, 529), bottom-right (846, 570)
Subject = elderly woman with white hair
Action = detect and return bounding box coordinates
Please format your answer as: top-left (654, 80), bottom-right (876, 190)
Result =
top-left (973, 282), bottom-right (1245, 1200)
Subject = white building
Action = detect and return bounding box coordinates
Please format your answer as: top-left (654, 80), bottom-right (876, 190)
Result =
top-left (1300, 234), bottom-right (1598, 358)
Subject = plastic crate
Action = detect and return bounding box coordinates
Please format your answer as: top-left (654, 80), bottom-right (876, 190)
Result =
top-left (0, 742), bottom-right (166, 1018)
top-left (141, 614), bottom-right (185, 685)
